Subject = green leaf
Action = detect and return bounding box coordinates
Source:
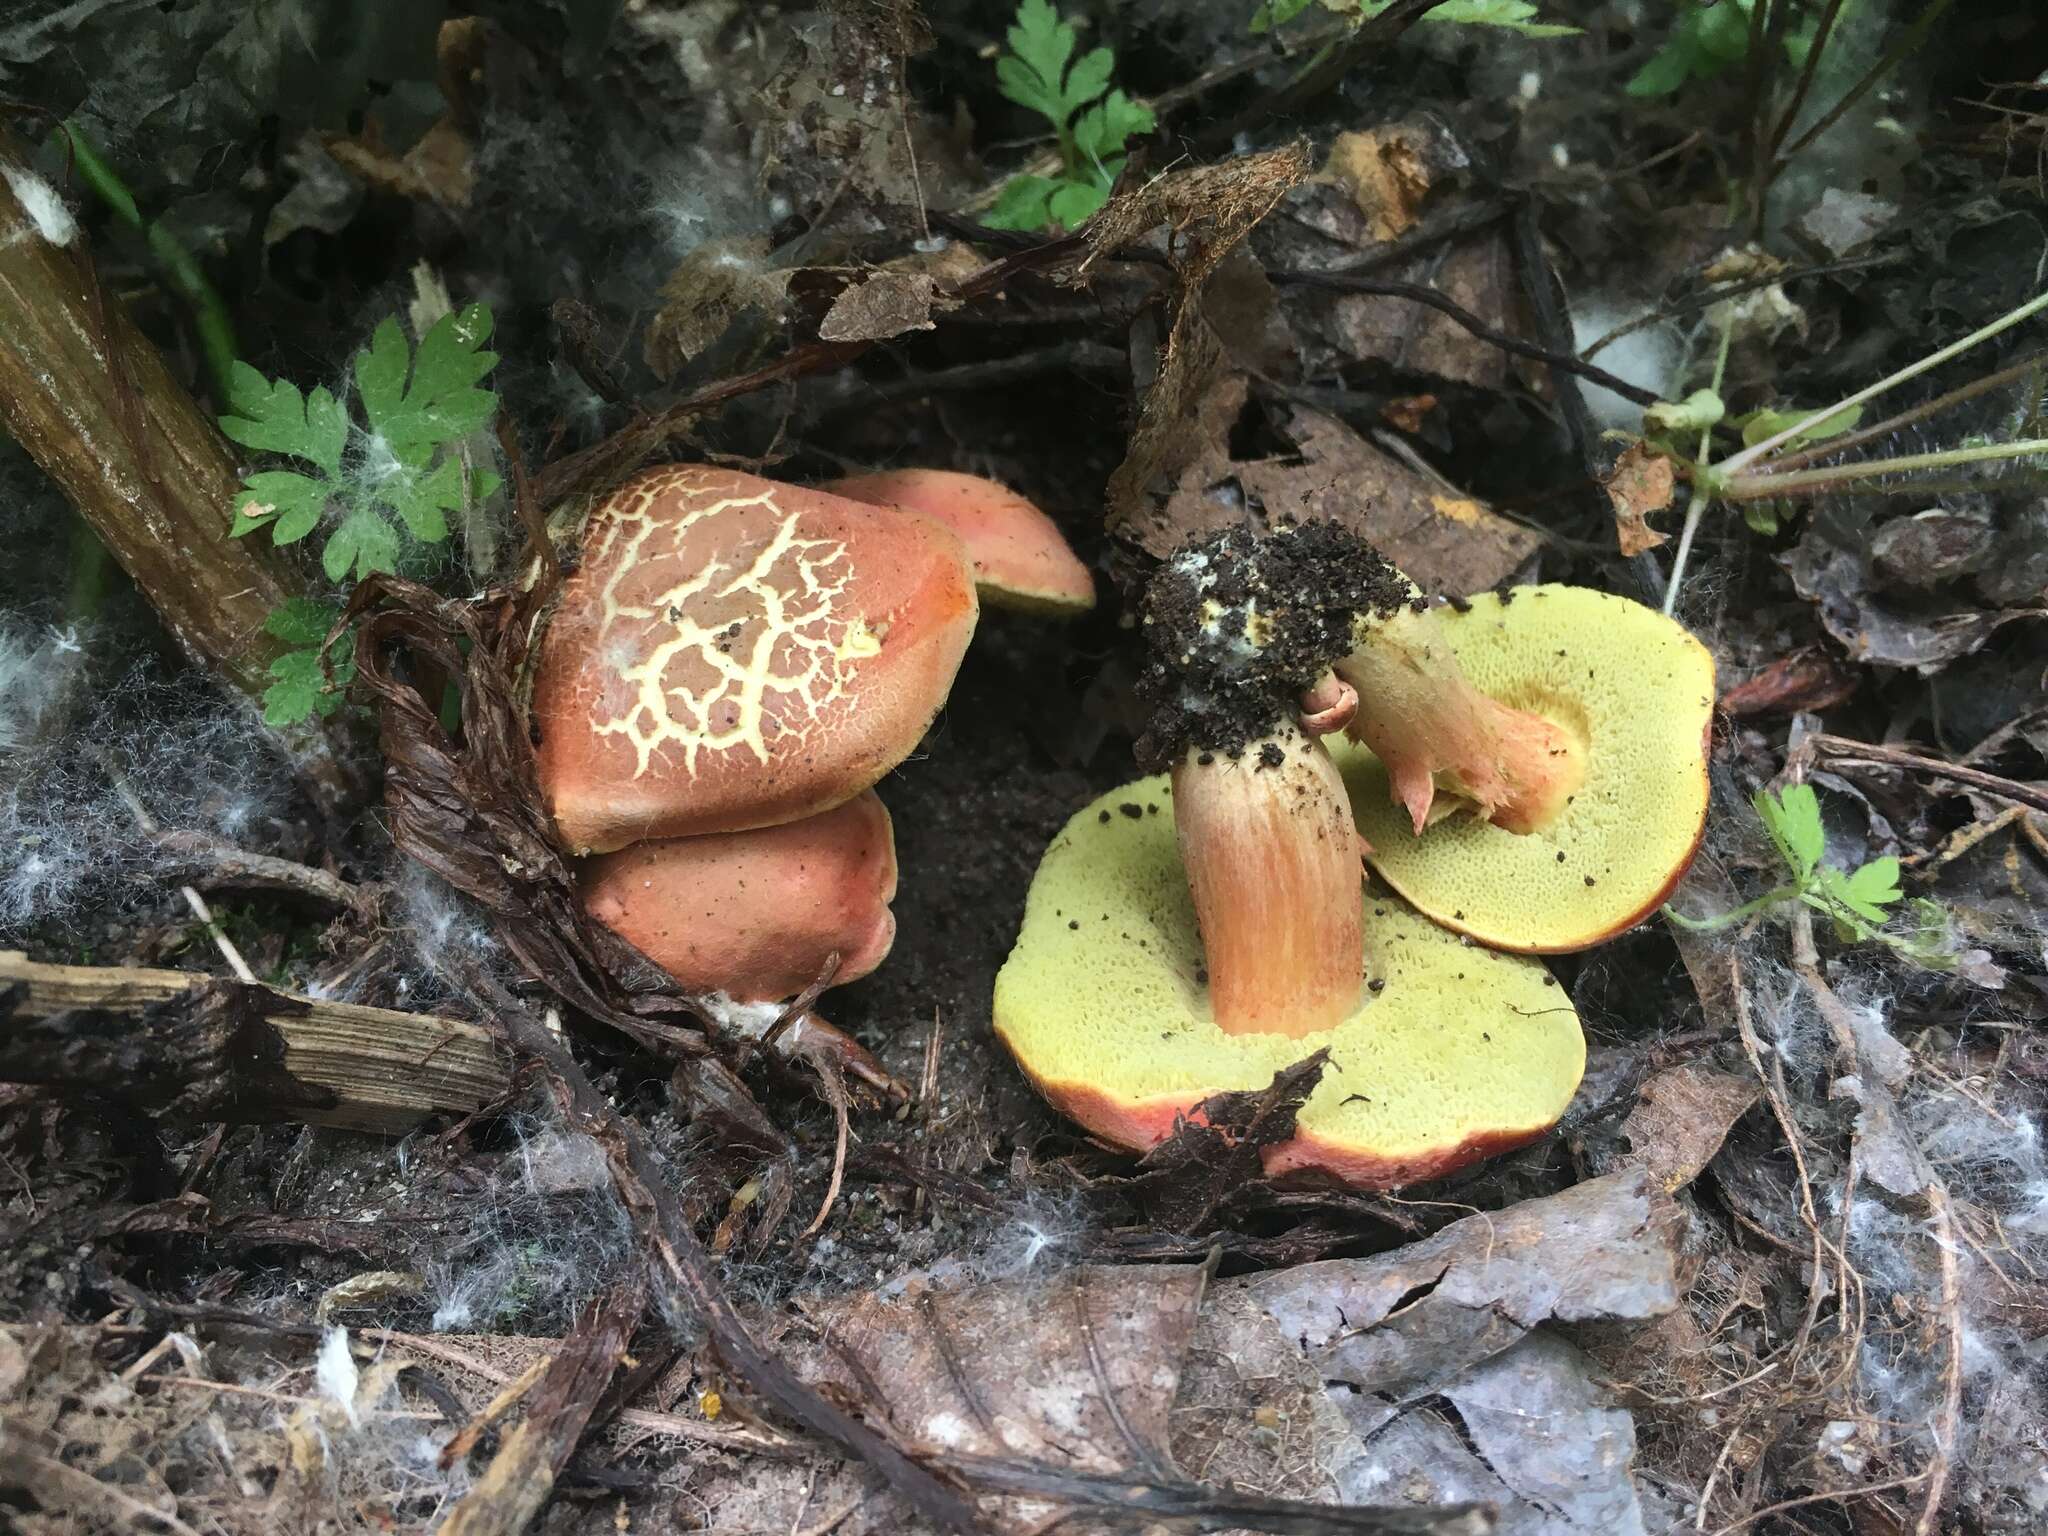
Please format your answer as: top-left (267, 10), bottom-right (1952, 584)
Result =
top-left (262, 648), bottom-right (327, 725)
top-left (1837, 856), bottom-right (1904, 918)
top-left (1072, 90), bottom-right (1154, 164)
top-left (235, 470), bottom-right (331, 544)
top-left (998, 0), bottom-right (1077, 122)
top-left (264, 597), bottom-right (344, 648)
top-left (324, 507), bottom-right (401, 581)
top-left (1755, 783), bottom-right (1823, 882)
top-left (388, 455), bottom-right (468, 542)
top-left (1250, 0), bottom-right (1317, 31)
top-left (354, 316), bottom-right (410, 428)
top-left (219, 371), bottom-right (346, 474)
top-left (1733, 402), bottom-right (1865, 450)
top-left (1645, 388), bottom-right (1726, 436)
top-left (470, 467), bottom-right (504, 503)
top-left (355, 303), bottom-right (499, 466)
top-left (1047, 178), bottom-right (1108, 229)
top-left (1410, 0), bottom-right (1579, 35)
top-left (1741, 499), bottom-right (1784, 537)
top-left (1626, 44), bottom-right (1696, 98)
top-left (984, 174), bottom-right (1060, 231)
top-left (1061, 45), bottom-right (1114, 111)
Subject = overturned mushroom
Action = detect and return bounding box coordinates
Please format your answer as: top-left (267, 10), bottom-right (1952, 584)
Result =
top-left (826, 468), bottom-right (1095, 615)
top-left (1335, 586), bottom-right (1714, 952)
top-left (532, 465), bottom-right (978, 855)
top-left (993, 525), bottom-right (1584, 1188)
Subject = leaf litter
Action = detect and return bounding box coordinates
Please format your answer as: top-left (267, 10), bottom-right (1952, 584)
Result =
top-left (4, 5), bottom-right (2048, 1536)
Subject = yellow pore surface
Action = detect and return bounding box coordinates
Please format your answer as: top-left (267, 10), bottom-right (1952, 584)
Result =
top-left (1340, 586), bottom-right (1715, 953)
top-left (992, 775), bottom-right (1584, 1170)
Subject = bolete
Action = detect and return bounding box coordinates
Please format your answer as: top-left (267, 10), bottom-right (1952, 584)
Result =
top-left (581, 789), bottom-right (897, 1002)
top-left (532, 465), bottom-right (979, 855)
top-left (992, 525), bottom-right (1585, 1188)
top-left (1332, 586), bottom-right (1714, 952)
top-left (826, 468), bottom-right (1094, 615)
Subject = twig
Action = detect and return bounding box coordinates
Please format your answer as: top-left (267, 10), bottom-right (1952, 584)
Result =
top-left (1755, 350), bottom-right (2047, 476)
top-left (799, 1059), bottom-right (852, 1241)
top-left (1772, 0), bottom-right (1956, 171)
top-left (810, 340), bottom-right (1123, 424)
top-left (1576, 253), bottom-right (1902, 361)
top-left (1266, 268), bottom-right (1663, 406)
top-left (147, 827), bottom-right (380, 920)
top-left (1916, 1185), bottom-right (1964, 1536)
top-left (1719, 286), bottom-right (2048, 475)
top-left (1767, 0), bottom-right (1849, 158)
top-left (1700, 1473), bottom-right (1928, 1536)
top-left (1802, 733), bottom-right (2048, 816)
top-left (103, 765), bottom-right (256, 983)
top-left (1661, 305), bottom-right (1736, 617)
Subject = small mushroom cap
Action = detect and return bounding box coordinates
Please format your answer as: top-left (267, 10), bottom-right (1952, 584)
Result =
top-left (581, 790), bottom-right (897, 1002)
top-left (826, 469), bottom-right (1094, 615)
top-left (993, 775), bottom-right (1583, 1190)
top-left (1337, 586), bottom-right (1714, 952)
top-left (532, 466), bottom-right (978, 853)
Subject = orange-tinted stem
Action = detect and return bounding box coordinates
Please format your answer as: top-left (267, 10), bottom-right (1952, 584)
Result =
top-left (1334, 606), bottom-right (1581, 836)
top-left (1171, 725), bottom-right (1364, 1038)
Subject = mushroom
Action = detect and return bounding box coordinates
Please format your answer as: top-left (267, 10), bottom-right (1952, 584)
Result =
top-left (992, 774), bottom-right (1583, 1187)
top-left (531, 465), bottom-right (979, 855)
top-left (1333, 586), bottom-right (1715, 952)
top-left (825, 468), bottom-right (1094, 615)
top-left (581, 789), bottom-right (897, 1001)
top-left (991, 524), bottom-right (1584, 1188)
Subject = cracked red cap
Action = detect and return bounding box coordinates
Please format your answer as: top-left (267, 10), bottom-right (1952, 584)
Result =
top-left (533, 466), bottom-right (978, 853)
top-left (581, 790), bottom-right (898, 1001)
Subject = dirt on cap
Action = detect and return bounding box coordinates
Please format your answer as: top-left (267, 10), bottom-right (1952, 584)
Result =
top-left (1135, 522), bottom-right (1415, 770)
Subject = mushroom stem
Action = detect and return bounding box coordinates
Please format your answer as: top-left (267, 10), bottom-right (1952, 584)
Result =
top-left (1334, 605), bottom-right (1584, 837)
top-left (1171, 724), bottom-right (1363, 1039)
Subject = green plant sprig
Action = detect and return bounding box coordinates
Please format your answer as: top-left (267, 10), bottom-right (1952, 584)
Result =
top-left (1666, 783), bottom-right (1954, 966)
top-left (985, 0), bottom-right (1154, 233)
top-left (220, 304), bottom-right (501, 725)
top-left (1252, 0), bottom-right (1577, 41)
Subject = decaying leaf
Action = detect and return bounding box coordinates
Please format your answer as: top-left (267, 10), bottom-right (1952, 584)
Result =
top-left (817, 270), bottom-right (955, 343)
top-left (1783, 525), bottom-right (2043, 673)
top-left (1718, 650), bottom-right (1860, 718)
top-left (1123, 1051), bottom-right (1329, 1233)
top-left (1149, 399), bottom-right (1541, 593)
top-left (1175, 1171), bottom-right (1682, 1534)
top-left (644, 236), bottom-right (794, 381)
top-left (1235, 1168), bottom-right (1680, 1421)
top-left (325, 117), bottom-right (475, 208)
top-left (1320, 124), bottom-right (1451, 242)
top-left (1078, 144), bottom-right (1313, 538)
top-left (1619, 1062), bottom-right (1759, 1193)
top-left (1603, 441), bottom-right (1677, 557)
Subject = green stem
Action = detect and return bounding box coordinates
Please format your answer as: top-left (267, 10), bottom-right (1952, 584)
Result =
top-left (55, 120), bottom-right (240, 403)
top-left (1663, 885), bottom-right (1798, 933)
top-left (1721, 438), bottom-right (2048, 499)
top-left (1660, 308), bottom-right (1737, 617)
top-left (1720, 287), bottom-right (2048, 476)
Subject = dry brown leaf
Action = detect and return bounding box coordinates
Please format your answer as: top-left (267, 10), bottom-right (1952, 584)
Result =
top-left (1604, 441), bottom-right (1677, 556)
top-left (643, 237), bottom-right (794, 381)
top-left (325, 117), bottom-right (475, 207)
top-left (1619, 1062), bottom-right (1760, 1193)
top-left (1081, 144), bottom-right (1312, 537)
top-left (1320, 127), bottom-right (1436, 241)
top-left (1381, 392), bottom-right (1438, 433)
top-left (816, 270), bottom-right (955, 342)
top-left (1149, 400), bottom-right (1540, 594)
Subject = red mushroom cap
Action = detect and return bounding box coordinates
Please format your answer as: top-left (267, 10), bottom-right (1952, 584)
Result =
top-left (581, 789), bottom-right (898, 1001)
top-left (826, 469), bottom-right (1094, 615)
top-left (532, 466), bottom-right (978, 853)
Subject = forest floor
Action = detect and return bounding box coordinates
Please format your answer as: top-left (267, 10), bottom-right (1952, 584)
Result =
top-left (3, 3), bottom-right (2047, 1535)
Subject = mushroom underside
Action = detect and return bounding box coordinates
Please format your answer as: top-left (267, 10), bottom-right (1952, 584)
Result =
top-left (1341, 586), bottom-right (1715, 953)
top-left (993, 775), bottom-right (1584, 1190)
